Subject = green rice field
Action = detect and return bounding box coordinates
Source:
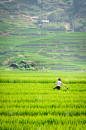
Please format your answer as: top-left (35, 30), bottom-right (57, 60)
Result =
top-left (0, 70), bottom-right (86, 130)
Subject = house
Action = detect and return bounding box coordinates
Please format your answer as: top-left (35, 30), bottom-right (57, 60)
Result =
top-left (42, 20), bottom-right (49, 23)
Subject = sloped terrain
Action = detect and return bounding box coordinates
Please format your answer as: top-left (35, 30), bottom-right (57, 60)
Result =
top-left (0, 0), bottom-right (86, 71)
top-left (0, 32), bottom-right (86, 71)
top-left (0, 0), bottom-right (86, 36)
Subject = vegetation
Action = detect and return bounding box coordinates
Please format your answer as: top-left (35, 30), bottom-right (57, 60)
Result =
top-left (0, 0), bottom-right (86, 71)
top-left (0, 70), bottom-right (86, 129)
top-left (0, 32), bottom-right (86, 71)
top-left (9, 61), bottom-right (39, 71)
top-left (0, 1), bottom-right (86, 129)
top-left (0, 0), bottom-right (86, 35)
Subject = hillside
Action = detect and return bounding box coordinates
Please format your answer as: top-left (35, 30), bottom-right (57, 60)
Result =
top-left (0, 0), bottom-right (86, 71)
top-left (0, 0), bottom-right (86, 35)
top-left (0, 32), bottom-right (86, 71)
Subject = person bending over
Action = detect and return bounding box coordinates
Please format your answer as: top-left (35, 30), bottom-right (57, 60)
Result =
top-left (53, 78), bottom-right (68, 90)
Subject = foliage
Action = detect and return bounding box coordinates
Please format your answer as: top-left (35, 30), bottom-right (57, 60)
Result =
top-left (43, 22), bottom-right (66, 31)
top-left (73, 0), bottom-right (86, 13)
top-left (0, 0), bottom-right (86, 35)
top-left (9, 61), bottom-right (39, 71)
top-left (47, 13), bottom-right (57, 22)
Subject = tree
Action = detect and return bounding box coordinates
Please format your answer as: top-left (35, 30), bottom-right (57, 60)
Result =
top-left (48, 13), bottom-right (57, 22)
top-left (73, 0), bottom-right (86, 13)
top-left (73, 0), bottom-right (80, 13)
top-left (28, 0), bottom-right (37, 4)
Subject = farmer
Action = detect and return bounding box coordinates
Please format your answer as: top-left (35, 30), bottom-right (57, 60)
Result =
top-left (53, 78), bottom-right (68, 90)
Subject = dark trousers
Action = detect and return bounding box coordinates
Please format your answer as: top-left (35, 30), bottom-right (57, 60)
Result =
top-left (53, 86), bottom-right (60, 90)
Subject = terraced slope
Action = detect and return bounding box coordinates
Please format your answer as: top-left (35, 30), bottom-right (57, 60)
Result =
top-left (0, 32), bottom-right (86, 71)
top-left (0, 0), bottom-right (86, 71)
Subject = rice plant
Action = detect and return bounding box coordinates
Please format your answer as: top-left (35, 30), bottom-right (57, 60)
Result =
top-left (0, 71), bottom-right (86, 130)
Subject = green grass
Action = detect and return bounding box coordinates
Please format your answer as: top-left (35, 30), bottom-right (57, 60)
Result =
top-left (0, 71), bottom-right (86, 130)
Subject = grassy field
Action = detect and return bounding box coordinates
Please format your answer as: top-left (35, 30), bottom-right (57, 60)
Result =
top-left (0, 70), bottom-right (86, 130)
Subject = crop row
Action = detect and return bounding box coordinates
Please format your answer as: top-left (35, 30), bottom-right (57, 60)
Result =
top-left (0, 97), bottom-right (86, 107)
top-left (0, 71), bottom-right (86, 83)
top-left (0, 77), bottom-right (86, 83)
top-left (0, 106), bottom-right (86, 116)
top-left (0, 115), bottom-right (86, 130)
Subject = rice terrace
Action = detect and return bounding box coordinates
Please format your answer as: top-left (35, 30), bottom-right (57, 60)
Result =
top-left (0, 0), bottom-right (86, 130)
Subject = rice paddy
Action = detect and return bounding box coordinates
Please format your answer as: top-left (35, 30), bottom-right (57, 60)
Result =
top-left (0, 70), bottom-right (86, 130)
